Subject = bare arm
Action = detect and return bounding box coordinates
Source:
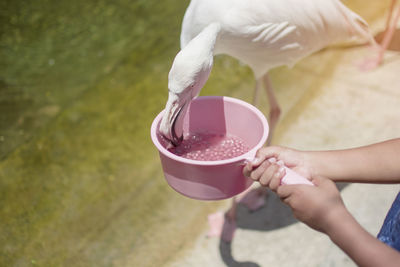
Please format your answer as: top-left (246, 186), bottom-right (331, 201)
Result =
top-left (277, 177), bottom-right (400, 267)
top-left (305, 138), bottom-right (400, 183)
top-left (326, 208), bottom-right (400, 267)
top-left (244, 138), bottom-right (400, 186)
top-left (243, 139), bottom-right (400, 266)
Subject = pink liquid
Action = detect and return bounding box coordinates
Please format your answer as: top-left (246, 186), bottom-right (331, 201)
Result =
top-left (169, 132), bottom-right (250, 161)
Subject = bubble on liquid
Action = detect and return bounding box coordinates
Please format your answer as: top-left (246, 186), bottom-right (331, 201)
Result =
top-left (169, 132), bottom-right (250, 161)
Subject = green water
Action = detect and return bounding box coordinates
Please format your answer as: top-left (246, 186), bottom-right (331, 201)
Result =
top-left (0, 1), bottom-right (254, 266)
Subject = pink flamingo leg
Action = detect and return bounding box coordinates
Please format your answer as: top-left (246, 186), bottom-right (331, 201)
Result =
top-left (207, 73), bottom-right (278, 242)
top-left (380, 2), bottom-right (400, 54)
top-left (360, 0), bottom-right (400, 70)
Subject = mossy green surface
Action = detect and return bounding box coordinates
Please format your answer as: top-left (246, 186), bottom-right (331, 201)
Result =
top-left (0, 1), bottom-right (254, 266)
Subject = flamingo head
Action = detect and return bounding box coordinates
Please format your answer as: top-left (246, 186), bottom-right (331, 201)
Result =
top-left (159, 23), bottom-right (220, 146)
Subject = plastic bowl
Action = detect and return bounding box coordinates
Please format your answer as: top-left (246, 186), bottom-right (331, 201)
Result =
top-left (150, 96), bottom-right (269, 200)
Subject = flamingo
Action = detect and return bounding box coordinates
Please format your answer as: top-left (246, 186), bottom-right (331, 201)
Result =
top-left (362, 0), bottom-right (400, 70)
top-left (159, 0), bottom-right (375, 242)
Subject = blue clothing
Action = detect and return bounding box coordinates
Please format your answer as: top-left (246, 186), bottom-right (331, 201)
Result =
top-left (377, 192), bottom-right (400, 251)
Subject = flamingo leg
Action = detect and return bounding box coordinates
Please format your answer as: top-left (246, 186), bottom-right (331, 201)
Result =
top-left (206, 185), bottom-right (268, 242)
top-left (207, 75), bottom-right (279, 242)
top-left (360, 0), bottom-right (400, 70)
top-left (379, 1), bottom-right (400, 59)
top-left (206, 196), bottom-right (238, 242)
top-left (252, 78), bottom-right (262, 106)
top-left (217, 73), bottom-right (281, 240)
top-left (221, 198), bottom-right (238, 242)
top-left (252, 74), bottom-right (282, 144)
top-left (384, 0), bottom-right (398, 36)
top-left (235, 73), bottom-right (281, 215)
top-left (263, 73), bottom-right (281, 145)
top-left (207, 198), bottom-right (237, 242)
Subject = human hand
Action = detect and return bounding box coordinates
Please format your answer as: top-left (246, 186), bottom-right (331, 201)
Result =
top-left (243, 146), bottom-right (312, 191)
top-left (277, 176), bottom-right (348, 234)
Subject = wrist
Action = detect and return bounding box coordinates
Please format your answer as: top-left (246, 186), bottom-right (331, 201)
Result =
top-left (323, 205), bottom-right (353, 237)
top-left (303, 150), bottom-right (343, 182)
top-left (302, 151), bottom-right (318, 178)
top-left (324, 207), bottom-right (366, 253)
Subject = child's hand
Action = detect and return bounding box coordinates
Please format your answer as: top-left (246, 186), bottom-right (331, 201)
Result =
top-left (243, 146), bottom-right (312, 191)
top-left (277, 176), bottom-right (348, 234)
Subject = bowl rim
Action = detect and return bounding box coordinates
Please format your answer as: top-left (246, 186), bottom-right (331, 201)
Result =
top-left (150, 96), bottom-right (269, 166)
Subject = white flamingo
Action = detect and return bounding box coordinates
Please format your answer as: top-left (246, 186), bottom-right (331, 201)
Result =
top-left (159, 0), bottom-right (375, 242)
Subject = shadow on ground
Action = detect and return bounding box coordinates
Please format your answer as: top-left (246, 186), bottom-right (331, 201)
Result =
top-left (218, 183), bottom-right (349, 267)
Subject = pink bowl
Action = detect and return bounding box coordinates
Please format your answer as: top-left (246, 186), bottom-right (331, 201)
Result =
top-left (150, 96), bottom-right (269, 200)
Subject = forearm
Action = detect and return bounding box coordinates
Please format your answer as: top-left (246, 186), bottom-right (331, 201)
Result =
top-left (305, 138), bottom-right (400, 183)
top-left (326, 208), bottom-right (400, 267)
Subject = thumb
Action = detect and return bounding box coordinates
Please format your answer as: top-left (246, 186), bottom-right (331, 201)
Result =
top-left (310, 176), bottom-right (335, 188)
top-left (252, 146), bottom-right (283, 165)
top-left (276, 184), bottom-right (297, 202)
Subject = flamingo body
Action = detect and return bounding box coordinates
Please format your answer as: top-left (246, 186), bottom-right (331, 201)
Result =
top-left (160, 0), bottom-right (372, 144)
top-left (181, 0), bottom-right (370, 78)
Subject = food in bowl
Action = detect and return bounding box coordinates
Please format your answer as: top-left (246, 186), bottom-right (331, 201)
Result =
top-left (166, 132), bottom-right (250, 161)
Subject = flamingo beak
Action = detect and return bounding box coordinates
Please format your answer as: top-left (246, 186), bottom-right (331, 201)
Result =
top-left (169, 102), bottom-right (186, 146)
top-left (159, 92), bottom-right (190, 147)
